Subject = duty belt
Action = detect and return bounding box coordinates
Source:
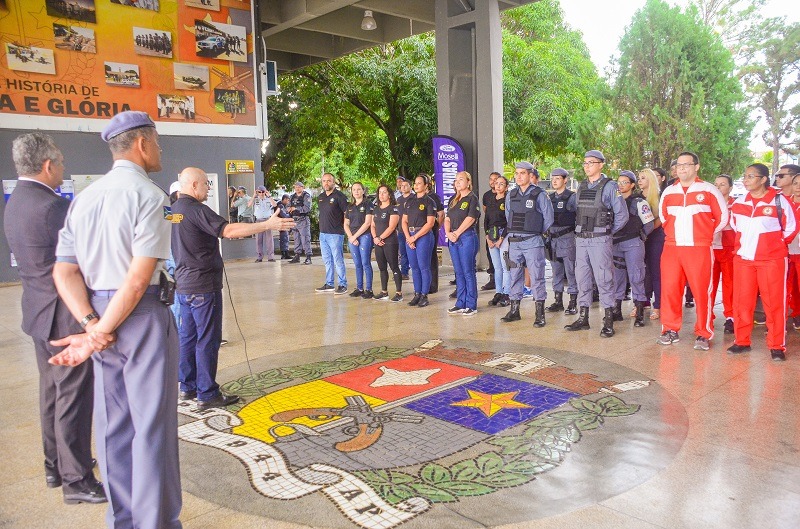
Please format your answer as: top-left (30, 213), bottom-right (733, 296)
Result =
top-left (549, 227), bottom-right (575, 239)
top-left (576, 230), bottom-right (611, 239)
top-left (408, 226), bottom-right (425, 233)
top-left (91, 285), bottom-right (160, 298)
top-left (508, 234), bottom-right (539, 242)
top-left (292, 213), bottom-right (308, 217)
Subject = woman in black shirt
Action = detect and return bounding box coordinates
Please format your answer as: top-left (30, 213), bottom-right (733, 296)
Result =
top-left (371, 184), bottom-right (403, 302)
top-left (445, 171), bottom-right (481, 315)
top-left (485, 175), bottom-right (510, 307)
top-left (402, 174), bottom-right (437, 307)
top-left (344, 182), bottom-right (374, 298)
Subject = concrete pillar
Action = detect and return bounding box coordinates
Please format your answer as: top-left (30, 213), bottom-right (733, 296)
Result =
top-left (435, 0), bottom-right (504, 269)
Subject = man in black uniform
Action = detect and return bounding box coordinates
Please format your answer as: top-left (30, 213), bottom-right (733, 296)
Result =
top-left (172, 167), bottom-right (294, 409)
top-left (546, 168), bottom-right (578, 315)
top-left (315, 172), bottom-right (350, 294)
top-left (288, 181), bottom-right (312, 264)
top-left (481, 171), bottom-right (501, 290)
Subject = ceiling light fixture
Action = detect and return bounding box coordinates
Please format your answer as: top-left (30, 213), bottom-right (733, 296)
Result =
top-left (361, 10), bottom-right (377, 31)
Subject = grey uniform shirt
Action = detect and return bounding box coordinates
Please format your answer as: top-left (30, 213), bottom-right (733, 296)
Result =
top-left (56, 160), bottom-right (171, 290)
top-left (504, 184), bottom-right (555, 247)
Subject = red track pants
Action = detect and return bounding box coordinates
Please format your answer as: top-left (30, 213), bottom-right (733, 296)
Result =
top-left (787, 255), bottom-right (800, 318)
top-left (712, 248), bottom-right (734, 319)
top-left (732, 256), bottom-right (787, 351)
top-left (661, 245), bottom-right (714, 339)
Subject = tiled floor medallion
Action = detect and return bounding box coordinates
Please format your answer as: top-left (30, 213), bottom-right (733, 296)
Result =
top-left (177, 340), bottom-right (688, 529)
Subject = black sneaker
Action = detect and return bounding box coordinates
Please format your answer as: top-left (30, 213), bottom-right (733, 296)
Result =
top-left (480, 281), bottom-right (495, 291)
top-left (771, 349), bottom-right (786, 361)
top-left (197, 393), bottom-right (240, 410)
top-left (462, 308), bottom-right (477, 316)
top-left (793, 316), bottom-right (800, 330)
top-left (349, 289), bottom-right (364, 298)
top-left (390, 293), bottom-right (403, 302)
top-left (179, 390), bottom-right (197, 401)
top-left (315, 284), bottom-right (334, 293)
top-left (449, 290), bottom-right (457, 299)
top-left (254, 258), bottom-right (262, 263)
top-left (417, 295), bottom-right (430, 307)
top-left (693, 336), bottom-right (710, 351)
top-left (727, 344), bottom-right (752, 354)
top-left (408, 293), bottom-right (421, 306)
top-left (754, 313), bottom-right (766, 325)
top-left (449, 279), bottom-right (457, 285)
top-left (220, 339), bottom-right (228, 346)
top-left (447, 306), bottom-right (465, 314)
top-left (362, 290), bottom-right (374, 299)
top-left (657, 330), bottom-right (680, 345)
top-left (334, 286), bottom-right (348, 295)
top-left (374, 291), bottom-right (388, 301)
top-left (401, 274), bottom-right (409, 280)
top-left (724, 318), bottom-right (734, 334)
top-left (685, 300), bottom-right (695, 308)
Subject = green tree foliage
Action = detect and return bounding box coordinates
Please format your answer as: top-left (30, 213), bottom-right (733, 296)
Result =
top-left (691, 0), bottom-right (766, 51)
top-left (501, 0), bottom-right (607, 162)
top-left (739, 18), bottom-right (800, 173)
top-left (609, 0), bottom-right (752, 178)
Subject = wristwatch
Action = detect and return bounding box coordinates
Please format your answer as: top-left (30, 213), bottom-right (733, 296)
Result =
top-left (80, 311), bottom-right (99, 330)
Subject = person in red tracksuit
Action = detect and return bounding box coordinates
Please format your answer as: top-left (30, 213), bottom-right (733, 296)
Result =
top-left (728, 163), bottom-right (798, 362)
top-left (657, 152), bottom-right (728, 350)
top-left (711, 175), bottom-right (736, 335)
top-left (785, 171), bottom-right (800, 329)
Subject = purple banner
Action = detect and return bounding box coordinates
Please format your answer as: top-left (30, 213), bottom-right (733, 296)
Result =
top-left (432, 135), bottom-right (466, 245)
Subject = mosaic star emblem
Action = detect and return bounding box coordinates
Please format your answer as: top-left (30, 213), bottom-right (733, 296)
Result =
top-left (369, 366), bottom-right (441, 387)
top-left (451, 390), bottom-right (532, 417)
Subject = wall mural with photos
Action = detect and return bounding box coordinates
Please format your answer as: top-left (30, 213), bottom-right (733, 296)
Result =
top-left (0, 0), bottom-right (257, 130)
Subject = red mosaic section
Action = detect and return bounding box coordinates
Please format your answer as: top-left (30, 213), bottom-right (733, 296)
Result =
top-left (324, 355), bottom-right (482, 402)
top-left (525, 366), bottom-right (618, 396)
top-left (416, 345), bottom-right (494, 365)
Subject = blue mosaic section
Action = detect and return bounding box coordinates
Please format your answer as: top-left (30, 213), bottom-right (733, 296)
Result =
top-left (404, 374), bottom-right (578, 435)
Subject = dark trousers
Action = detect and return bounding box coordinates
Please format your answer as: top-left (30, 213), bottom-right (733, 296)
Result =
top-left (91, 293), bottom-right (182, 529)
top-left (178, 290), bottom-right (223, 401)
top-left (33, 337), bottom-right (94, 493)
top-left (279, 230), bottom-right (289, 252)
top-left (430, 235), bottom-right (440, 293)
top-left (397, 230), bottom-right (410, 274)
top-left (375, 241), bottom-right (402, 293)
top-left (644, 226), bottom-right (665, 309)
top-left (485, 243), bottom-right (494, 275)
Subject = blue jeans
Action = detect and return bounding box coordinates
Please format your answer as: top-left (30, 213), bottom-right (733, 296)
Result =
top-left (397, 230), bottom-right (410, 275)
top-left (450, 230), bottom-right (479, 310)
top-left (320, 232), bottom-right (347, 287)
top-left (178, 290), bottom-right (223, 401)
top-left (348, 233), bottom-right (374, 291)
top-left (488, 243), bottom-right (510, 295)
top-left (407, 230), bottom-right (434, 294)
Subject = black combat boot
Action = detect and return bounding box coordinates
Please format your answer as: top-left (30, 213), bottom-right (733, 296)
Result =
top-left (633, 301), bottom-right (646, 327)
top-left (600, 307), bottom-right (615, 337)
top-left (612, 300), bottom-right (624, 322)
top-left (289, 254), bottom-right (300, 263)
top-left (534, 300), bottom-right (546, 328)
top-left (281, 251), bottom-right (290, 260)
top-left (501, 300), bottom-right (521, 322)
top-left (565, 294), bottom-right (578, 315)
top-left (565, 306), bottom-right (590, 330)
top-left (545, 291), bottom-right (564, 313)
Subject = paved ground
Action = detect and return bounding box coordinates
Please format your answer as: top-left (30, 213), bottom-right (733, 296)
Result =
top-left (0, 257), bottom-right (798, 528)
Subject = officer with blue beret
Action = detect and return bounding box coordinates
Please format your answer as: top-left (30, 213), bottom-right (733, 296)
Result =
top-left (545, 167), bottom-right (579, 315)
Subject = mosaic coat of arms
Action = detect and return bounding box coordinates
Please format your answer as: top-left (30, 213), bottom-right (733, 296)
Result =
top-left (178, 340), bottom-right (661, 529)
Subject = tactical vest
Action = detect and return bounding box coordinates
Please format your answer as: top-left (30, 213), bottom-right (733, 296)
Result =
top-left (290, 192), bottom-right (310, 216)
top-left (508, 186), bottom-right (544, 235)
top-left (575, 177), bottom-right (612, 237)
top-left (550, 189), bottom-right (576, 236)
top-left (613, 195), bottom-right (644, 244)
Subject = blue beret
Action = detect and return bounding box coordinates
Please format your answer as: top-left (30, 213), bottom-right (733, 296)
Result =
top-left (619, 170), bottom-right (636, 180)
top-left (294, 181), bottom-right (305, 187)
top-left (515, 161), bottom-right (535, 171)
top-left (101, 111), bottom-right (156, 142)
top-left (550, 168), bottom-right (569, 177)
top-left (584, 150), bottom-right (605, 162)
top-left (256, 185), bottom-right (267, 192)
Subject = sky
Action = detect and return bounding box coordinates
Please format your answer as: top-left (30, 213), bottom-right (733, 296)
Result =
top-left (559, 0), bottom-right (797, 152)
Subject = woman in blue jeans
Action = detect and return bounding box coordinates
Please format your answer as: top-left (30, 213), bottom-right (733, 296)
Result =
top-left (445, 171), bottom-right (481, 315)
top-left (484, 175), bottom-right (510, 307)
top-left (401, 174), bottom-right (437, 307)
top-left (344, 182), bottom-right (374, 298)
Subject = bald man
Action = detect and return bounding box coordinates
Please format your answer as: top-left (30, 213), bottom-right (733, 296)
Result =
top-left (171, 167), bottom-right (294, 409)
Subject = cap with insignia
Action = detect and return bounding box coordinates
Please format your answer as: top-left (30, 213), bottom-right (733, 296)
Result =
top-left (619, 170), bottom-right (636, 180)
top-left (584, 150), bottom-right (605, 162)
top-left (550, 168), bottom-right (569, 177)
top-left (514, 161), bottom-right (535, 171)
top-left (100, 111), bottom-right (156, 142)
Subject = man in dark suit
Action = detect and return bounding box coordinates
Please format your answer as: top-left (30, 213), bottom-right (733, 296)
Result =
top-left (4, 133), bottom-right (106, 505)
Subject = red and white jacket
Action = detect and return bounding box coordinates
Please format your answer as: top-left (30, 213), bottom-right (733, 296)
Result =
top-left (788, 198), bottom-right (800, 256)
top-left (712, 196), bottom-right (736, 250)
top-left (659, 178), bottom-right (728, 247)
top-left (729, 188), bottom-right (798, 261)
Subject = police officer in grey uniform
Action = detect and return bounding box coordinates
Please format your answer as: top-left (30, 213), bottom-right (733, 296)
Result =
top-left (49, 111), bottom-right (182, 528)
top-left (288, 180), bottom-right (312, 264)
top-left (500, 161), bottom-right (554, 326)
top-left (565, 150), bottom-right (629, 337)
top-left (546, 168), bottom-right (578, 315)
top-left (611, 171), bottom-right (655, 327)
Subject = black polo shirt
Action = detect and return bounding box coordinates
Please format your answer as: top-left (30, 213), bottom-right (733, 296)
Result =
top-left (318, 189), bottom-right (348, 235)
top-left (429, 191), bottom-right (444, 230)
top-left (373, 204), bottom-right (400, 243)
top-left (171, 196), bottom-right (228, 294)
top-left (346, 200), bottom-right (373, 232)
top-left (403, 194), bottom-right (436, 228)
top-left (484, 192), bottom-right (507, 237)
top-left (447, 192), bottom-right (481, 231)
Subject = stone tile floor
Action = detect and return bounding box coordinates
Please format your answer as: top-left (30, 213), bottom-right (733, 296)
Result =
top-left (0, 258), bottom-right (798, 528)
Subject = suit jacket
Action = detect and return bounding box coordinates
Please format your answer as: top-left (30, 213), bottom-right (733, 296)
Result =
top-left (3, 179), bottom-right (82, 341)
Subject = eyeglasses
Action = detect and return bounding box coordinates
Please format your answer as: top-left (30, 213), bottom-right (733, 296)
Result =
top-left (743, 173), bottom-right (764, 180)
top-left (675, 162), bottom-right (696, 168)
top-left (582, 161), bottom-right (602, 166)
